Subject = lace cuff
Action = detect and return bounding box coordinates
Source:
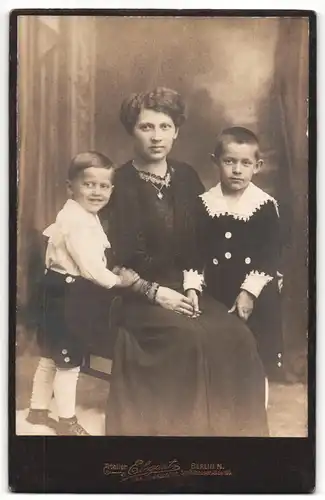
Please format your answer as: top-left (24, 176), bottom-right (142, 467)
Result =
top-left (240, 270), bottom-right (273, 298)
top-left (183, 269), bottom-right (205, 293)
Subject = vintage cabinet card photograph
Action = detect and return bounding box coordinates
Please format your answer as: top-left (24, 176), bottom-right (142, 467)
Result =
top-left (9, 9), bottom-right (316, 493)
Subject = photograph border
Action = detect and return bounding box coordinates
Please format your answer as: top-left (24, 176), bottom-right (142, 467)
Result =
top-left (9, 8), bottom-right (316, 493)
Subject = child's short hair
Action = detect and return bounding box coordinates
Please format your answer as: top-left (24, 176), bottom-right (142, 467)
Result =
top-left (120, 87), bottom-right (187, 135)
top-left (213, 127), bottom-right (260, 160)
top-left (68, 151), bottom-right (115, 180)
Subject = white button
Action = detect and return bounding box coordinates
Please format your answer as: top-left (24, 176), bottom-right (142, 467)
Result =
top-left (64, 357), bottom-right (70, 363)
top-left (277, 353), bottom-right (282, 358)
top-left (225, 232), bottom-right (232, 239)
top-left (225, 252), bottom-right (231, 259)
top-left (213, 258), bottom-right (219, 265)
top-left (65, 276), bottom-right (73, 284)
top-left (62, 349), bottom-right (68, 355)
top-left (277, 362), bottom-right (282, 367)
top-left (245, 257), bottom-right (251, 264)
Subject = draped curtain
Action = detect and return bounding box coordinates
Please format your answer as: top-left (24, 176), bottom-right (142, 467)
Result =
top-left (17, 16), bottom-right (97, 322)
top-left (272, 19), bottom-right (309, 370)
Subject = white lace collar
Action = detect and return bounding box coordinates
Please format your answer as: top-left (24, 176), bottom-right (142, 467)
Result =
top-left (200, 182), bottom-right (278, 221)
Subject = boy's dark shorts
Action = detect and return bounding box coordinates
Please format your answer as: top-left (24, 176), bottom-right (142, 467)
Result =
top-left (37, 269), bottom-right (122, 368)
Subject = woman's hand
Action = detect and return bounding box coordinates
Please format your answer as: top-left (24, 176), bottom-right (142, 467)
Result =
top-left (186, 289), bottom-right (201, 318)
top-left (228, 290), bottom-right (254, 321)
top-left (155, 286), bottom-right (194, 317)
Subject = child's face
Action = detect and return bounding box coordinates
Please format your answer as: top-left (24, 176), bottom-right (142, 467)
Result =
top-left (216, 141), bottom-right (262, 193)
top-left (68, 167), bottom-right (114, 214)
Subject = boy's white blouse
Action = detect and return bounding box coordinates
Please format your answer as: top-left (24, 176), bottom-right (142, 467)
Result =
top-left (43, 199), bottom-right (118, 289)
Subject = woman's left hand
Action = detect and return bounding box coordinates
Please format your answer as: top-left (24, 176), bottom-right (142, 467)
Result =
top-left (186, 289), bottom-right (202, 318)
top-left (155, 286), bottom-right (194, 316)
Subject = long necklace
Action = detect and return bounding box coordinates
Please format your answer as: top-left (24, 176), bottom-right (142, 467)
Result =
top-left (149, 182), bottom-right (165, 200)
top-left (132, 160), bottom-right (171, 199)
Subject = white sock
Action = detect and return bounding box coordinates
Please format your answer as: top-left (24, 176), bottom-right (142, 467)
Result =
top-left (30, 357), bottom-right (56, 410)
top-left (53, 366), bottom-right (80, 419)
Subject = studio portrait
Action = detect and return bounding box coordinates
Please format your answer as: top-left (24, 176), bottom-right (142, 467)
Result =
top-left (15, 14), bottom-right (309, 438)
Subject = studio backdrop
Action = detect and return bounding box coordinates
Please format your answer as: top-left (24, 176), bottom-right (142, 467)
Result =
top-left (16, 15), bottom-right (309, 378)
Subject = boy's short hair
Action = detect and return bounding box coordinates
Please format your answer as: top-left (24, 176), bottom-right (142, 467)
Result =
top-left (68, 151), bottom-right (115, 180)
top-left (120, 87), bottom-right (187, 135)
top-left (213, 127), bottom-right (260, 160)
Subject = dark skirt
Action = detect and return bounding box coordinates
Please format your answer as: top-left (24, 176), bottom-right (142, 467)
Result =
top-left (105, 293), bottom-right (269, 437)
top-left (37, 269), bottom-right (121, 368)
top-left (206, 276), bottom-right (284, 381)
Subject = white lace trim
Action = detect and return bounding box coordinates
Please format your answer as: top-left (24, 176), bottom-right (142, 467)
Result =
top-left (200, 182), bottom-right (279, 221)
top-left (240, 270), bottom-right (273, 298)
top-left (183, 269), bottom-right (205, 293)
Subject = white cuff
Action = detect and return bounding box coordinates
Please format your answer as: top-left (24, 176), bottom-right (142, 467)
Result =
top-left (183, 269), bottom-right (205, 293)
top-left (240, 270), bottom-right (273, 298)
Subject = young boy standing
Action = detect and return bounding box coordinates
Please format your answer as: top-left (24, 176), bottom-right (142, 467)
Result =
top-left (26, 151), bottom-right (139, 435)
top-left (200, 127), bottom-right (283, 381)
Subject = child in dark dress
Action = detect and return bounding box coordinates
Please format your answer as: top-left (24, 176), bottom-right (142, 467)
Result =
top-left (26, 152), bottom-right (139, 435)
top-left (201, 127), bottom-right (284, 382)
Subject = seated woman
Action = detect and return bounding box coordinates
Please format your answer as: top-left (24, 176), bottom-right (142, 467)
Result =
top-left (101, 87), bottom-right (269, 437)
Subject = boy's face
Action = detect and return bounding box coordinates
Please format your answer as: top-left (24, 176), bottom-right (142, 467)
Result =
top-left (215, 141), bottom-right (262, 193)
top-left (68, 167), bottom-right (114, 214)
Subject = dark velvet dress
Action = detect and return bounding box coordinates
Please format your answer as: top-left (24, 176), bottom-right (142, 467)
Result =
top-left (101, 161), bottom-right (269, 437)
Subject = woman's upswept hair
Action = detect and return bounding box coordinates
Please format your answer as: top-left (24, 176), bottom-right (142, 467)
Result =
top-left (120, 87), bottom-right (187, 134)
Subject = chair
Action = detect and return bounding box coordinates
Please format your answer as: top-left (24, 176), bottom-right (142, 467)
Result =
top-left (81, 293), bottom-right (122, 381)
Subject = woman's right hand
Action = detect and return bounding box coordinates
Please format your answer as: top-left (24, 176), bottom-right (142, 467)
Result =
top-left (155, 286), bottom-right (194, 316)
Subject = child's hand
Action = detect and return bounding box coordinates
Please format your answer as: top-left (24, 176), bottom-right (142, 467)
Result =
top-left (116, 267), bottom-right (140, 288)
top-left (228, 290), bottom-right (254, 321)
top-left (186, 289), bottom-right (202, 318)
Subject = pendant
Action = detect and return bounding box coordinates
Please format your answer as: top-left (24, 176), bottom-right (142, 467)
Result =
top-left (157, 192), bottom-right (163, 200)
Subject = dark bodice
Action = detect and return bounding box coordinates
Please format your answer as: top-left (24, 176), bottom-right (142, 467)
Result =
top-left (126, 168), bottom-right (179, 283)
top-left (101, 160), bottom-right (204, 286)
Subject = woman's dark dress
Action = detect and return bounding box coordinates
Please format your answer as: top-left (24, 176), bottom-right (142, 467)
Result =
top-left (102, 160), bottom-right (269, 437)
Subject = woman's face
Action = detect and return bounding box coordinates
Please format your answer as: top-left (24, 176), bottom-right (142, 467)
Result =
top-left (132, 108), bottom-right (179, 162)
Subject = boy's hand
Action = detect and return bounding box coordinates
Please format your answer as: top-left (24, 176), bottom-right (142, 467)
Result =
top-left (186, 289), bottom-right (202, 318)
top-left (228, 290), bottom-right (254, 321)
top-left (116, 267), bottom-right (140, 288)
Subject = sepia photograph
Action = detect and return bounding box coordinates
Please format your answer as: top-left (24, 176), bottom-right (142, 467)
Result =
top-left (10, 9), bottom-right (315, 492)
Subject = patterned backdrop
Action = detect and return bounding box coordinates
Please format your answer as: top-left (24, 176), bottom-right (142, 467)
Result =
top-left (16, 15), bottom-right (309, 375)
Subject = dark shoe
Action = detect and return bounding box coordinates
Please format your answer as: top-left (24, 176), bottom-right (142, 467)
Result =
top-left (57, 416), bottom-right (90, 436)
top-left (26, 409), bottom-right (58, 430)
